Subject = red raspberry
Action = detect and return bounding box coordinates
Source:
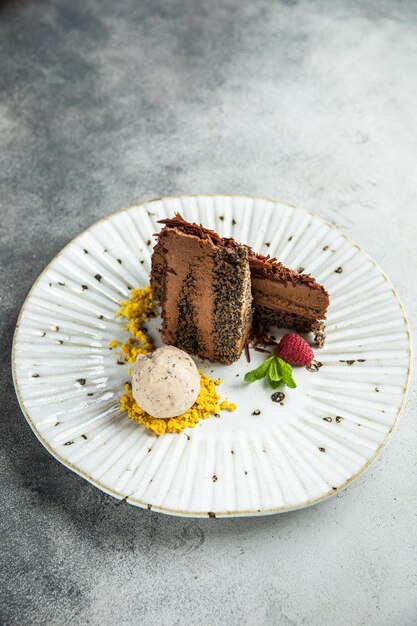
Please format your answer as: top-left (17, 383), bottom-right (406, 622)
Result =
top-left (275, 333), bottom-right (314, 367)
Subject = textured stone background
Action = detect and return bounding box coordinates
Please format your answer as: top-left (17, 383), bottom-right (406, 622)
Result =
top-left (1, 1), bottom-right (416, 624)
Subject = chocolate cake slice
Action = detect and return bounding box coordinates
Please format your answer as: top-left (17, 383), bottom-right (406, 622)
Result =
top-left (151, 215), bottom-right (253, 364)
top-left (248, 251), bottom-right (330, 346)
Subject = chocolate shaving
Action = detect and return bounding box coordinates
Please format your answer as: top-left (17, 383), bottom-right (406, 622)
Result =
top-left (157, 214), bottom-right (243, 254)
top-left (249, 330), bottom-right (278, 354)
top-left (253, 346), bottom-right (270, 354)
top-left (247, 249), bottom-right (326, 291)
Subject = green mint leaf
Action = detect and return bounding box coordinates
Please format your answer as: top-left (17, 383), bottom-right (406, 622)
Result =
top-left (276, 357), bottom-right (297, 389)
top-left (269, 357), bottom-right (281, 382)
top-left (244, 356), bottom-right (274, 383)
top-left (268, 369), bottom-right (284, 389)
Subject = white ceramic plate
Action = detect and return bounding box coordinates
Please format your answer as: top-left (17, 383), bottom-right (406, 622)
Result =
top-left (12, 195), bottom-right (411, 517)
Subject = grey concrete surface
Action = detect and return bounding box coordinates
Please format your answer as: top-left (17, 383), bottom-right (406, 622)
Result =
top-left (1, 1), bottom-right (416, 624)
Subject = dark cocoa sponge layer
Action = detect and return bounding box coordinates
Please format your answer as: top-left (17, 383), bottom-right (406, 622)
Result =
top-left (253, 306), bottom-right (326, 347)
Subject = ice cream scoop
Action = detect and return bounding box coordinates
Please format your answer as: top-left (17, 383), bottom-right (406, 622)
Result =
top-left (131, 345), bottom-right (201, 418)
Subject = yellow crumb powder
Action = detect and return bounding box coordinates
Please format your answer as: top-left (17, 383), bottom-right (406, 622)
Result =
top-left (120, 371), bottom-right (228, 435)
top-left (116, 285), bottom-right (155, 321)
top-left (220, 400), bottom-right (237, 411)
top-left (113, 285), bottom-right (156, 362)
top-left (109, 339), bottom-right (119, 349)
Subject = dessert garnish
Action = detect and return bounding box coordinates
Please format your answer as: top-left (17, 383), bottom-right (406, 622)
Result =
top-left (244, 355), bottom-right (297, 389)
top-left (131, 346), bottom-right (201, 418)
top-left (275, 333), bottom-right (314, 367)
top-left (114, 285), bottom-right (156, 362)
top-left (244, 333), bottom-right (314, 390)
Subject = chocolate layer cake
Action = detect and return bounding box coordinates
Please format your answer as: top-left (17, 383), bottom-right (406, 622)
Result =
top-left (151, 215), bottom-right (253, 364)
top-left (248, 252), bottom-right (330, 346)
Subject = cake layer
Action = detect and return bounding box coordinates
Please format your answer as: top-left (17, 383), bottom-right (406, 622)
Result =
top-left (253, 305), bottom-right (325, 346)
top-left (248, 251), bottom-right (330, 327)
top-left (153, 217), bottom-right (252, 364)
top-left (253, 305), bottom-right (323, 332)
top-left (251, 275), bottom-right (329, 321)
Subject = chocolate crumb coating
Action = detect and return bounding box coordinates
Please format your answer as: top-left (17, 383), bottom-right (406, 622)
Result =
top-left (176, 271), bottom-right (205, 356)
top-left (213, 246), bottom-right (253, 363)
